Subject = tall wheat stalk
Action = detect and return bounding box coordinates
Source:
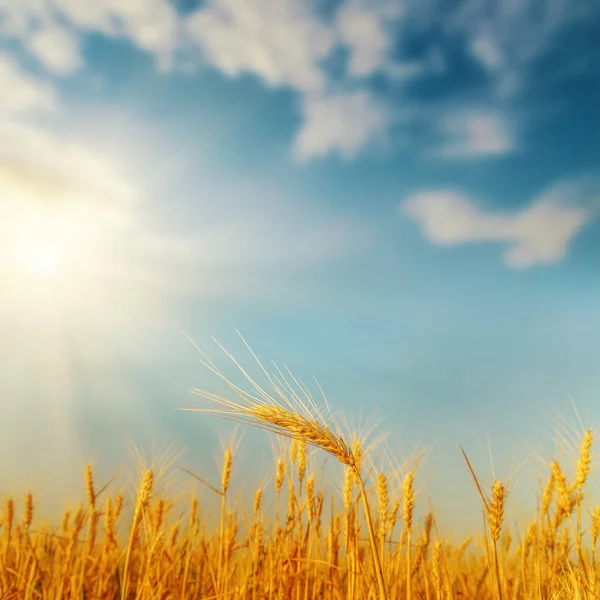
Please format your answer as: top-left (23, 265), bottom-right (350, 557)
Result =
top-left (121, 469), bottom-right (153, 600)
top-left (185, 337), bottom-right (389, 600)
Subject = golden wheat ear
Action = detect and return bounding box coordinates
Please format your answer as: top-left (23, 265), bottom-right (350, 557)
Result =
top-left (182, 335), bottom-right (355, 468)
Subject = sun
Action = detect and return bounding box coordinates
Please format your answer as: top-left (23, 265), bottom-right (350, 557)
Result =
top-left (27, 246), bottom-right (61, 277)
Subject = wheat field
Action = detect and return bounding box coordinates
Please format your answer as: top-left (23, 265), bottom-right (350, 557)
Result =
top-left (1, 349), bottom-right (599, 599)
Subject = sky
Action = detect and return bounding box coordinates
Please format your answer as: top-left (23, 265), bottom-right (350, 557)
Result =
top-left (0, 0), bottom-right (599, 533)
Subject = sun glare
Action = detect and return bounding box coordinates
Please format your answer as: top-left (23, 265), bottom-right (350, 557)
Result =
top-left (27, 246), bottom-right (61, 277)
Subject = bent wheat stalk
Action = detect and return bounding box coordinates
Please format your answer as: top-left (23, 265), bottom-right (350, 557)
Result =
top-left (183, 335), bottom-right (388, 600)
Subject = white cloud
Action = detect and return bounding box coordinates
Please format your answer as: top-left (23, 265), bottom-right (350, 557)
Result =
top-left (335, 0), bottom-right (438, 85)
top-left (470, 35), bottom-right (504, 71)
top-left (385, 61), bottom-right (426, 81)
top-left (186, 0), bottom-right (335, 93)
top-left (26, 24), bottom-right (82, 75)
top-left (0, 0), bottom-right (49, 38)
top-left (0, 0), bottom-right (433, 162)
top-left (336, 2), bottom-right (392, 77)
top-left (0, 53), bottom-right (57, 114)
top-left (293, 91), bottom-right (387, 162)
top-left (0, 0), bottom-right (594, 166)
top-left (453, 0), bottom-right (577, 100)
top-left (437, 110), bottom-right (515, 158)
top-left (0, 0), bottom-right (180, 70)
top-left (185, 0), bottom-right (401, 162)
top-left (401, 180), bottom-right (598, 268)
top-left (468, 33), bottom-right (523, 99)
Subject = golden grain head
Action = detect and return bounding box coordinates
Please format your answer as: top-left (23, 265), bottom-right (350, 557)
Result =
top-left (297, 439), bottom-right (307, 484)
top-left (306, 477), bottom-right (316, 522)
top-left (422, 513), bottom-right (433, 546)
top-left (23, 492), bottom-right (33, 528)
top-left (343, 468), bottom-right (354, 512)
top-left (113, 492), bottom-right (124, 520)
top-left (221, 449), bottom-right (233, 494)
top-left (275, 459), bottom-right (284, 494)
top-left (377, 472), bottom-right (389, 527)
top-left (591, 505), bottom-right (600, 546)
top-left (488, 479), bottom-right (505, 543)
top-left (550, 460), bottom-right (567, 495)
top-left (389, 498), bottom-right (401, 528)
top-left (85, 465), bottom-right (96, 510)
top-left (191, 347), bottom-right (355, 469)
top-left (189, 496), bottom-right (198, 527)
top-left (154, 498), bottom-right (166, 531)
top-left (575, 429), bottom-right (593, 490)
top-left (253, 488), bottom-right (262, 518)
top-left (432, 539), bottom-right (442, 587)
top-left (541, 471), bottom-right (555, 516)
top-left (138, 469), bottom-right (154, 507)
top-left (104, 497), bottom-right (117, 545)
top-left (290, 439), bottom-right (299, 465)
top-left (249, 404), bottom-right (354, 467)
top-left (402, 471), bottom-right (415, 531)
top-left (352, 440), bottom-right (363, 473)
top-left (61, 509), bottom-right (70, 534)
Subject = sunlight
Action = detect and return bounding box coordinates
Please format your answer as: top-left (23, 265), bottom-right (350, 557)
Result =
top-left (0, 159), bottom-right (179, 429)
top-left (26, 245), bottom-right (61, 277)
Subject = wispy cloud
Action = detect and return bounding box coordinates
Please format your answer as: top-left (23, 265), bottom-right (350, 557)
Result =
top-left (293, 91), bottom-right (387, 162)
top-left (0, 0), bottom-right (180, 71)
top-left (401, 178), bottom-right (599, 268)
top-left (0, 54), bottom-right (57, 114)
top-left (335, 0), bottom-right (399, 78)
top-left (186, 0), bottom-right (335, 93)
top-left (0, 0), bottom-right (596, 162)
top-left (185, 0), bottom-right (398, 162)
top-left (435, 110), bottom-right (515, 159)
top-left (453, 0), bottom-right (577, 100)
top-left (470, 35), bottom-right (504, 71)
top-left (26, 24), bottom-right (82, 75)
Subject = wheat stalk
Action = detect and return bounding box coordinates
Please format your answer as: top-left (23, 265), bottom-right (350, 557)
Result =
top-left (185, 336), bottom-right (388, 600)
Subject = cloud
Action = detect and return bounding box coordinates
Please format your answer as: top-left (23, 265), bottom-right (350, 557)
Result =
top-left (468, 33), bottom-right (523, 99)
top-left (335, 1), bottom-right (394, 78)
top-left (26, 24), bottom-right (82, 75)
top-left (186, 0), bottom-right (335, 93)
top-left (293, 91), bottom-right (387, 162)
top-left (0, 0), bottom-right (180, 70)
top-left (401, 179), bottom-right (598, 268)
top-left (2, 0), bottom-right (592, 164)
top-left (0, 54), bottom-right (57, 114)
top-left (385, 61), bottom-right (426, 81)
top-left (470, 35), bottom-right (504, 71)
top-left (184, 0), bottom-right (413, 162)
top-left (467, 0), bottom-right (569, 65)
top-left (436, 110), bottom-right (515, 158)
top-left (453, 0), bottom-right (579, 100)
top-left (184, 0), bottom-right (393, 162)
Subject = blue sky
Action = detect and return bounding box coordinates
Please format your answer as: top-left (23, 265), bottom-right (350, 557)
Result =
top-left (0, 0), bottom-right (599, 531)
